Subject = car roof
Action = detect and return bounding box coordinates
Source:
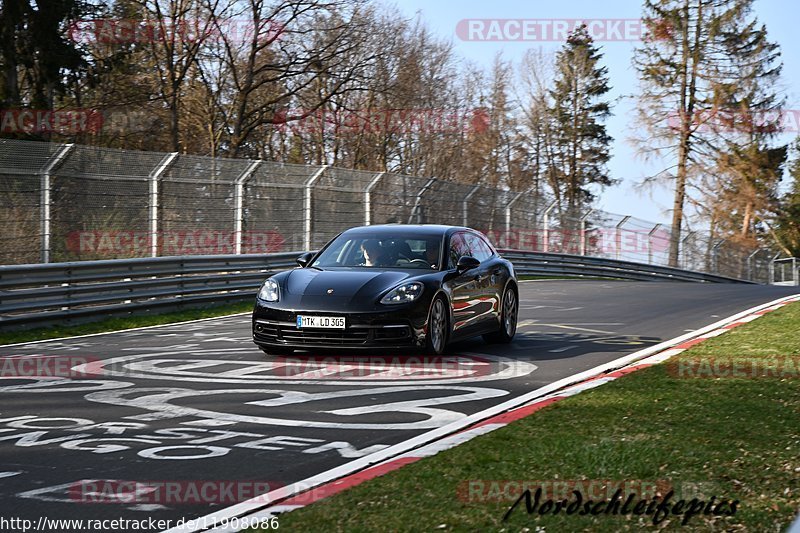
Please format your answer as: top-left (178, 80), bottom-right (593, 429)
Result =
top-left (342, 224), bottom-right (469, 237)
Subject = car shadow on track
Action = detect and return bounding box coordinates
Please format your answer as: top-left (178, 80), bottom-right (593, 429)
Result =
top-left (447, 331), bottom-right (662, 362)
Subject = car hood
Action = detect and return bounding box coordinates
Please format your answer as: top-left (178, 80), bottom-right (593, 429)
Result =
top-left (282, 267), bottom-right (417, 307)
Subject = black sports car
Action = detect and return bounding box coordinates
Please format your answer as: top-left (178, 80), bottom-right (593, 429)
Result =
top-left (252, 224), bottom-right (518, 355)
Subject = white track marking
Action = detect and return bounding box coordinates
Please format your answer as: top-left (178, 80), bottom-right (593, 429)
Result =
top-left (164, 292), bottom-right (800, 533)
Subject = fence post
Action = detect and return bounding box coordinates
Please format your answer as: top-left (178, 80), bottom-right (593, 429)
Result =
top-left (364, 171), bottom-right (385, 226)
top-left (746, 248), bottom-right (760, 281)
top-left (408, 177), bottom-right (436, 224)
top-left (579, 209), bottom-right (594, 256)
top-left (304, 165), bottom-right (328, 251)
top-left (542, 201), bottom-right (558, 253)
top-left (505, 189), bottom-right (529, 247)
top-left (463, 185), bottom-right (481, 227)
top-left (711, 239), bottom-right (725, 274)
top-left (615, 216), bottom-right (631, 261)
top-left (680, 231), bottom-right (695, 270)
top-left (647, 223), bottom-right (662, 265)
top-left (768, 253), bottom-right (778, 284)
top-left (39, 144), bottom-right (74, 263)
top-left (148, 153), bottom-right (178, 258)
top-left (233, 160), bottom-right (262, 254)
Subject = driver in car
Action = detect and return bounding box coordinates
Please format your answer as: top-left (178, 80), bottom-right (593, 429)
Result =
top-left (424, 239), bottom-right (440, 269)
top-left (361, 239), bottom-right (389, 267)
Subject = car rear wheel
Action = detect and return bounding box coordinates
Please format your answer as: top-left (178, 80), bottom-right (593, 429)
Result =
top-left (425, 296), bottom-right (449, 355)
top-left (483, 286), bottom-right (517, 344)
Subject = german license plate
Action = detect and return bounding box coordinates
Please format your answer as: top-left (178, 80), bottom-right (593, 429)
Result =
top-left (296, 315), bottom-right (345, 329)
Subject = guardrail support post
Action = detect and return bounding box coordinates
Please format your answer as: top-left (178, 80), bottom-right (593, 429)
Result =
top-left (463, 185), bottom-right (481, 227)
top-left (233, 160), bottom-right (262, 254)
top-left (39, 144), bottom-right (74, 263)
top-left (364, 171), bottom-right (385, 226)
top-left (408, 177), bottom-right (436, 224)
top-left (579, 209), bottom-right (594, 256)
top-left (148, 152), bottom-right (178, 258)
top-left (304, 165), bottom-right (328, 251)
top-left (542, 201), bottom-right (557, 253)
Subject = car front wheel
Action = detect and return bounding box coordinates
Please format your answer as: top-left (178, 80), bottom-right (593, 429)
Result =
top-left (425, 296), bottom-right (449, 355)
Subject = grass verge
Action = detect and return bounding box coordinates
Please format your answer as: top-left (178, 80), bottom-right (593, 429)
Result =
top-left (0, 301), bottom-right (253, 346)
top-left (265, 302), bottom-right (800, 532)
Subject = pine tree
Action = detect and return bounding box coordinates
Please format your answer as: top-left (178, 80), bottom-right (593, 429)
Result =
top-left (706, 2), bottom-right (786, 247)
top-left (548, 24), bottom-right (613, 220)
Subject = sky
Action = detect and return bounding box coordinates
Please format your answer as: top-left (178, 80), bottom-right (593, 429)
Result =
top-left (377, 0), bottom-right (800, 226)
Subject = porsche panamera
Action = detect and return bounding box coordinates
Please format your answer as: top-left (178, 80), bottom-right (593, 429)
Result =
top-left (252, 224), bottom-right (518, 355)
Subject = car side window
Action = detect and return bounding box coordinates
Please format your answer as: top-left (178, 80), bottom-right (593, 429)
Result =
top-left (466, 233), bottom-right (494, 262)
top-left (447, 232), bottom-right (471, 269)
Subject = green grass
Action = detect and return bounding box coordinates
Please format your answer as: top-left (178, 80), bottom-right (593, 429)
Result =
top-left (266, 302), bottom-right (800, 532)
top-left (0, 301), bottom-right (253, 346)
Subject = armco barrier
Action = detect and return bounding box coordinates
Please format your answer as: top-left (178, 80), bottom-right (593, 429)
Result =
top-left (0, 249), bottom-right (751, 332)
top-left (0, 252), bottom-right (301, 330)
top-left (501, 250), bottom-right (754, 284)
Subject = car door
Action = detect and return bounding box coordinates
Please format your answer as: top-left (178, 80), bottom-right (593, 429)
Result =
top-left (463, 232), bottom-right (502, 329)
top-left (467, 232), bottom-right (506, 326)
top-left (446, 231), bottom-right (489, 336)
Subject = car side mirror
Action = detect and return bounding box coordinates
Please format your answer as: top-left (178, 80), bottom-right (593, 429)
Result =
top-left (456, 255), bottom-right (480, 273)
top-left (296, 252), bottom-right (314, 268)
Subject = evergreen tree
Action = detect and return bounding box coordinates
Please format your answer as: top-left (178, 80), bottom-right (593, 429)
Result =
top-left (707, 2), bottom-right (786, 245)
top-left (549, 24), bottom-right (613, 220)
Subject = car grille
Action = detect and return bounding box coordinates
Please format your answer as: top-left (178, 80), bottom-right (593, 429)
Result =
top-left (254, 321), bottom-right (409, 346)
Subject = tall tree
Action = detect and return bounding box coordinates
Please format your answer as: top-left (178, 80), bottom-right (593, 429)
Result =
top-left (707, 4), bottom-right (786, 244)
top-left (0, 0), bottom-right (87, 136)
top-left (633, 0), bottom-right (784, 266)
top-left (549, 24), bottom-right (613, 219)
top-left (774, 140), bottom-right (800, 256)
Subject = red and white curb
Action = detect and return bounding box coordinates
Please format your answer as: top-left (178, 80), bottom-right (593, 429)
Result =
top-left (165, 293), bottom-right (800, 532)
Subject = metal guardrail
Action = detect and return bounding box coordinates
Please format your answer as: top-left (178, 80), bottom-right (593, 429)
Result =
top-left (0, 252), bottom-right (301, 330)
top-left (501, 250), bottom-right (755, 284)
top-left (0, 250), bottom-right (752, 332)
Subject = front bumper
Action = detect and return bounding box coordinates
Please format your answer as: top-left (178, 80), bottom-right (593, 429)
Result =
top-left (252, 302), bottom-right (430, 350)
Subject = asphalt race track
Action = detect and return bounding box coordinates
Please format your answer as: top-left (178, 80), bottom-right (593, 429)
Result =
top-left (1, 281), bottom-right (798, 531)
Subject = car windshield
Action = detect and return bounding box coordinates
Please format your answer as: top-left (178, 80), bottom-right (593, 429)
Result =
top-left (311, 232), bottom-right (442, 270)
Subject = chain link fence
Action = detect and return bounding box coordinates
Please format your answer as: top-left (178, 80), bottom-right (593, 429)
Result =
top-left (0, 138), bottom-right (782, 283)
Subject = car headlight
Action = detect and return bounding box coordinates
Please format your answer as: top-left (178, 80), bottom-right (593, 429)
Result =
top-left (258, 279), bottom-right (280, 302)
top-left (380, 282), bottom-right (423, 304)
